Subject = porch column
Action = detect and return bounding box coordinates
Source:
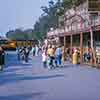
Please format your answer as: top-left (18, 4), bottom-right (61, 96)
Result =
top-left (64, 36), bottom-right (66, 47)
top-left (80, 32), bottom-right (83, 64)
top-left (63, 36), bottom-right (66, 61)
top-left (70, 34), bottom-right (73, 58)
top-left (90, 28), bottom-right (96, 66)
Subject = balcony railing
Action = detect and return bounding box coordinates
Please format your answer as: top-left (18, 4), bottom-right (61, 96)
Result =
top-left (47, 2), bottom-right (100, 37)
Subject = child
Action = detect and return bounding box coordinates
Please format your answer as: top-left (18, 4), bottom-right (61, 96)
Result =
top-left (42, 50), bottom-right (47, 68)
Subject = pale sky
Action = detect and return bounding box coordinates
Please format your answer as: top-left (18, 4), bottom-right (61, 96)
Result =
top-left (0, 0), bottom-right (49, 35)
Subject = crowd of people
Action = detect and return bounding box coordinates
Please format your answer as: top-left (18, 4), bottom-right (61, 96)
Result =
top-left (17, 46), bottom-right (32, 62)
top-left (17, 44), bottom-right (67, 68)
top-left (17, 45), bottom-right (42, 63)
top-left (0, 41), bottom-right (96, 72)
top-left (41, 44), bottom-right (66, 69)
top-left (17, 43), bottom-right (94, 68)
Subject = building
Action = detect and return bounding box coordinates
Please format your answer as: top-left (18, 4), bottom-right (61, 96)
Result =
top-left (47, 1), bottom-right (100, 66)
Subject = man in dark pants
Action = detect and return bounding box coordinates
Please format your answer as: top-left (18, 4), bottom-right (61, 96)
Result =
top-left (24, 47), bottom-right (30, 62)
top-left (0, 46), bottom-right (5, 71)
top-left (17, 47), bottom-right (21, 61)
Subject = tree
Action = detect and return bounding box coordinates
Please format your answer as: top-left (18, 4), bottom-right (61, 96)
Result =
top-left (6, 28), bottom-right (34, 40)
top-left (6, 30), bottom-right (15, 39)
top-left (57, 0), bottom-right (86, 16)
top-left (6, 0), bottom-right (86, 41)
top-left (33, 0), bottom-right (61, 40)
top-left (33, 0), bottom-right (75, 40)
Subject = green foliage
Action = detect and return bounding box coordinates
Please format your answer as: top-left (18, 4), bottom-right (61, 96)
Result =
top-left (62, 0), bottom-right (72, 8)
top-left (57, 0), bottom-right (86, 16)
top-left (33, 0), bottom-right (81, 40)
top-left (6, 28), bottom-right (34, 40)
top-left (33, 0), bottom-right (60, 40)
top-left (6, 0), bottom-right (85, 41)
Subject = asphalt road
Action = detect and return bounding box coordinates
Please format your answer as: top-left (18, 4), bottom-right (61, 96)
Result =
top-left (0, 51), bottom-right (100, 100)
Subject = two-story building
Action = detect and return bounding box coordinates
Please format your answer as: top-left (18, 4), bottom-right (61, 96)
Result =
top-left (47, 1), bottom-right (100, 66)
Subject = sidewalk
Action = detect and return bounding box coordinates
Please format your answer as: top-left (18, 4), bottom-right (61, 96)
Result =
top-left (0, 52), bottom-right (100, 100)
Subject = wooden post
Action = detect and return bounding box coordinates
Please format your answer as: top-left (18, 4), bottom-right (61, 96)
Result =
top-left (64, 36), bottom-right (66, 47)
top-left (80, 19), bottom-right (83, 64)
top-left (90, 28), bottom-right (94, 50)
top-left (80, 32), bottom-right (83, 64)
top-left (63, 11), bottom-right (67, 62)
top-left (70, 34), bottom-right (73, 58)
top-left (64, 36), bottom-right (66, 51)
top-left (90, 28), bottom-right (96, 66)
top-left (63, 36), bottom-right (66, 61)
top-left (89, 15), bottom-right (96, 66)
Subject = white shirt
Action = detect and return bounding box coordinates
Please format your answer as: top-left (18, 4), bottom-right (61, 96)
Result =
top-left (42, 52), bottom-right (47, 62)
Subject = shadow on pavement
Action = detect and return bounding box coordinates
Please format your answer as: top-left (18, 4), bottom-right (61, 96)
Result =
top-left (0, 52), bottom-right (64, 86)
top-left (0, 92), bottom-right (46, 100)
top-left (5, 52), bottom-right (32, 67)
top-left (63, 64), bottom-right (80, 68)
top-left (3, 66), bottom-right (32, 73)
top-left (0, 72), bottom-right (64, 85)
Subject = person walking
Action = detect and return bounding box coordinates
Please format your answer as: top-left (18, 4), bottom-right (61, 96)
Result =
top-left (0, 46), bottom-right (5, 71)
top-left (32, 46), bottom-right (36, 57)
top-left (17, 47), bottom-right (22, 61)
top-left (47, 45), bottom-right (55, 68)
top-left (42, 49), bottom-right (47, 68)
top-left (20, 47), bottom-right (25, 61)
top-left (55, 45), bottom-right (62, 67)
top-left (24, 47), bottom-right (30, 63)
top-left (35, 45), bottom-right (39, 56)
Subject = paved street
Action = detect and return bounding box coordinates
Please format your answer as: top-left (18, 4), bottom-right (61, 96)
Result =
top-left (0, 51), bottom-right (100, 100)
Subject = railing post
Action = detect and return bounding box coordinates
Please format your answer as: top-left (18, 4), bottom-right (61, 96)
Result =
top-left (80, 32), bottom-right (83, 64)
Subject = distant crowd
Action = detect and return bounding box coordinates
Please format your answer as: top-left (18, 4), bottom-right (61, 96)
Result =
top-left (17, 44), bottom-right (66, 68)
top-left (17, 45), bottom-right (42, 63)
top-left (17, 43), bottom-right (94, 68)
top-left (41, 44), bottom-right (64, 69)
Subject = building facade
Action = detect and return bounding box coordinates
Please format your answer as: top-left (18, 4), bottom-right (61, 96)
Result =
top-left (47, 1), bottom-right (100, 66)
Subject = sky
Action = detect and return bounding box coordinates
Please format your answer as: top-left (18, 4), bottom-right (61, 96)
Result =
top-left (0, 0), bottom-right (49, 36)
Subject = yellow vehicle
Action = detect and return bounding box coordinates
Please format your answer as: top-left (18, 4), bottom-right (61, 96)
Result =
top-left (0, 39), bottom-right (38, 50)
top-left (0, 40), bottom-right (17, 50)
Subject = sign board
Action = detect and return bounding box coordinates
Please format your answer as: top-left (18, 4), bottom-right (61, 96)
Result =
top-left (88, 0), bottom-right (100, 12)
top-left (16, 41), bottom-right (33, 47)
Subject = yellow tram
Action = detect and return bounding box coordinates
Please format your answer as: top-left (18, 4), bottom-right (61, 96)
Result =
top-left (0, 39), bottom-right (17, 50)
top-left (0, 39), bottom-right (38, 50)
